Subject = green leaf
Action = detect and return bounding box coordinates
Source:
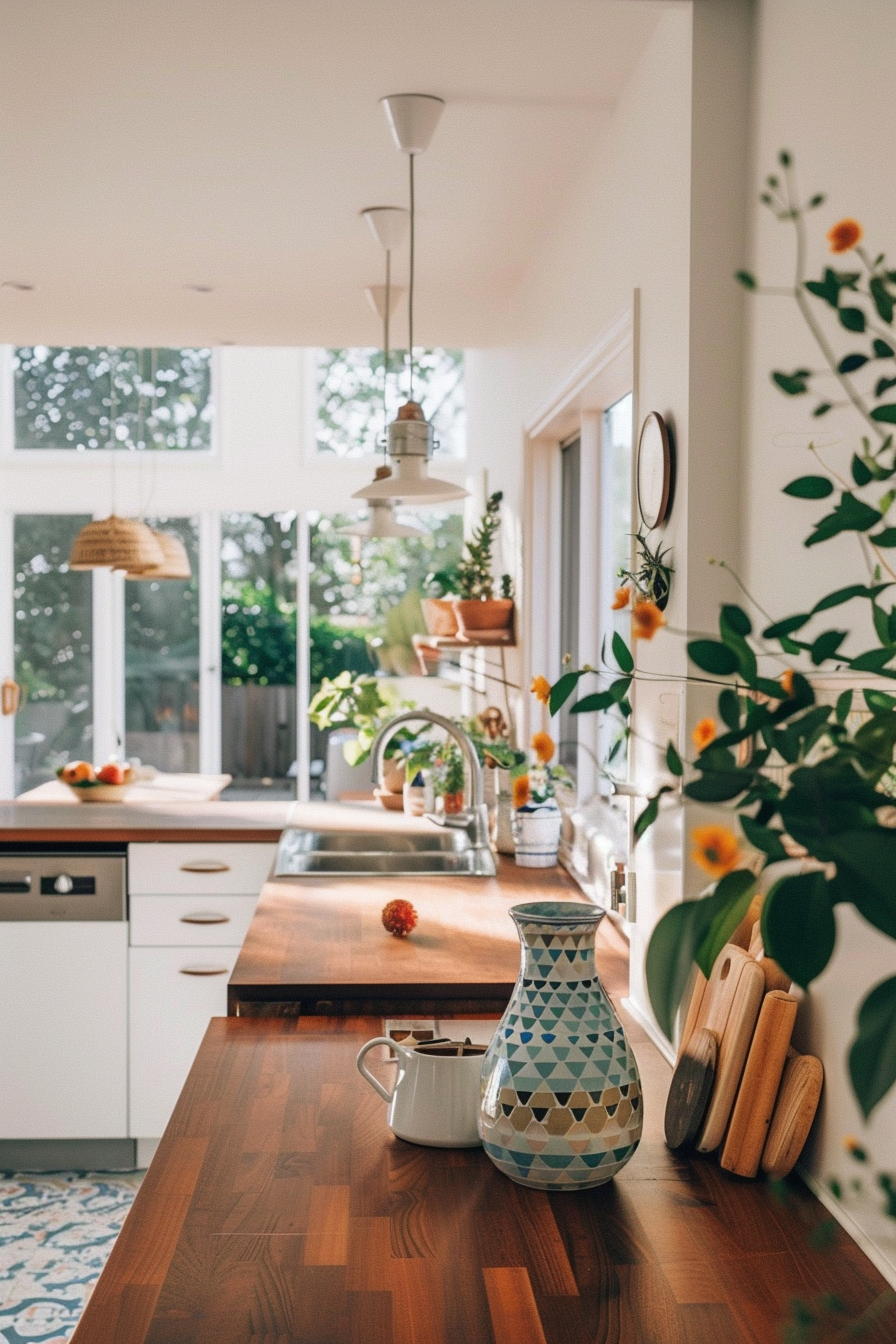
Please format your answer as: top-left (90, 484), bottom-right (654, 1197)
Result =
top-left (871, 404), bottom-right (896, 424)
top-left (813, 402), bottom-right (833, 417)
top-left (719, 609), bottom-right (757, 681)
top-left (570, 690), bottom-right (614, 714)
top-left (695, 870), bottom-right (760, 978)
top-left (839, 307), bottom-right (866, 333)
top-left (864, 689), bottom-right (896, 712)
top-left (612, 630), bottom-right (634, 674)
top-left (783, 475), bottom-right (834, 499)
top-left (549, 670), bottom-right (584, 715)
top-left (721, 603), bottom-right (752, 637)
top-left (666, 742), bottom-right (683, 777)
top-left (684, 771), bottom-right (753, 803)
top-left (869, 527), bottom-right (896, 547)
top-left (608, 676), bottom-right (632, 703)
top-left (633, 785), bottom-right (672, 842)
top-left (718, 688), bottom-right (741, 730)
top-left (763, 613), bottom-right (811, 639)
top-left (839, 353), bottom-right (869, 374)
top-left (761, 871), bottom-right (836, 989)
top-left (740, 815), bottom-right (788, 862)
top-left (687, 640), bottom-right (740, 676)
top-left (853, 713), bottom-right (896, 783)
top-left (812, 583), bottom-right (890, 613)
top-left (849, 646), bottom-right (896, 672)
top-left (735, 270), bottom-right (756, 290)
top-left (870, 276), bottom-right (895, 325)
top-left (773, 370), bottom-right (811, 396)
top-left (806, 493), bottom-right (882, 547)
top-left (825, 830), bottom-right (896, 937)
top-left (852, 454), bottom-right (873, 486)
top-left (874, 338), bottom-right (895, 358)
top-left (849, 977), bottom-right (896, 1118)
top-left (810, 629), bottom-right (847, 664)
top-left (876, 376), bottom-right (896, 397)
top-left (835, 690), bottom-right (853, 723)
top-left (645, 870), bottom-right (756, 1039)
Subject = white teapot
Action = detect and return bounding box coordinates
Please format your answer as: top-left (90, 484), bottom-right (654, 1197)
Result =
top-left (356, 1036), bottom-right (486, 1148)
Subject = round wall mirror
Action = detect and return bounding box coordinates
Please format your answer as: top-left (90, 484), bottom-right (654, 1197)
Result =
top-left (636, 411), bottom-right (673, 529)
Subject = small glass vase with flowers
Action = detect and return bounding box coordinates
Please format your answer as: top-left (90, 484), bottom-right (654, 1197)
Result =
top-left (512, 733), bottom-right (568, 868)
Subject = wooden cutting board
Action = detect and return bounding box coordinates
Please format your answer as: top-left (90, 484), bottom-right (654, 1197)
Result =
top-left (677, 967), bottom-right (708, 1059)
top-left (721, 990), bottom-right (798, 1177)
top-left (761, 1050), bottom-right (824, 1179)
top-left (665, 1027), bottom-right (718, 1150)
top-left (748, 920), bottom-right (792, 994)
top-left (696, 953), bottom-right (765, 1152)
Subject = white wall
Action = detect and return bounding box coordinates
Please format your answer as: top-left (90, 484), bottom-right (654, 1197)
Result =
top-left (743, 0), bottom-right (896, 1276)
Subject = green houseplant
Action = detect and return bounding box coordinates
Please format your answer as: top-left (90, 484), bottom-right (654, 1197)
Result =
top-left (542, 154), bottom-right (896, 1122)
top-left (307, 671), bottom-right (415, 790)
top-left (453, 490), bottom-right (515, 635)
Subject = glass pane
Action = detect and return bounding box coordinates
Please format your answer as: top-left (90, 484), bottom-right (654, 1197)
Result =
top-left (600, 392), bottom-right (634, 777)
top-left (125, 518), bottom-right (200, 773)
top-left (13, 515), bottom-right (93, 794)
top-left (221, 513), bottom-right (298, 799)
top-left (14, 347), bottom-right (213, 451)
top-left (316, 348), bottom-right (465, 458)
top-left (558, 439), bottom-right (581, 772)
top-left (308, 508), bottom-right (464, 799)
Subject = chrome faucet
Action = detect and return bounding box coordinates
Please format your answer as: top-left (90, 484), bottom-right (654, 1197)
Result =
top-left (370, 711), bottom-right (497, 877)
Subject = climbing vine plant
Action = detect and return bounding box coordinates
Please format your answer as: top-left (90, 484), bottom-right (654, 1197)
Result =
top-left (545, 153), bottom-right (896, 1120)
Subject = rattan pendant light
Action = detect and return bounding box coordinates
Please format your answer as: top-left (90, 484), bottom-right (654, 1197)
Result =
top-left (69, 351), bottom-right (166, 572)
top-left (126, 528), bottom-right (192, 580)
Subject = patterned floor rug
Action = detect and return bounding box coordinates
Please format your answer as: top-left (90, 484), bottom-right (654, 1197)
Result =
top-left (0, 1173), bottom-right (142, 1343)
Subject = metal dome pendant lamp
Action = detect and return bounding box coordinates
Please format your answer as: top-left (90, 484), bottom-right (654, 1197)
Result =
top-left (341, 207), bottom-right (426, 540)
top-left (352, 93), bottom-right (467, 508)
top-left (69, 353), bottom-right (165, 572)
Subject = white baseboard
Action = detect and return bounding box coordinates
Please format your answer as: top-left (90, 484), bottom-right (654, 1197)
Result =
top-left (621, 994), bottom-right (676, 1065)
top-left (797, 1161), bottom-right (896, 1291)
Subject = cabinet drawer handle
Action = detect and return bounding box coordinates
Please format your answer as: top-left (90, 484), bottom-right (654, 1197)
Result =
top-left (180, 912), bottom-right (231, 925)
top-left (179, 965), bottom-right (230, 976)
top-left (179, 860), bottom-right (231, 873)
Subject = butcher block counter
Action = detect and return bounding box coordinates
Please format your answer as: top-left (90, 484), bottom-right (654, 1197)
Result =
top-left (228, 858), bottom-right (584, 1017)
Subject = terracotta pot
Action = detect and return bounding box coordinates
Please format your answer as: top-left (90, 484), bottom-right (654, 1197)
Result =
top-left (421, 598), bottom-right (459, 637)
top-left (453, 598), bottom-right (514, 636)
top-left (381, 755), bottom-right (406, 793)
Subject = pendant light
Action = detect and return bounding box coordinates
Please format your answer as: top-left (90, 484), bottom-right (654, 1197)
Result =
top-left (124, 351), bottom-right (194, 580)
top-left (340, 207), bottom-right (426, 540)
top-left (352, 93), bottom-right (467, 507)
top-left (69, 351), bottom-right (166, 571)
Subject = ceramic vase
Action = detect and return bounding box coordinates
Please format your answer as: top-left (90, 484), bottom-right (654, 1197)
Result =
top-left (513, 798), bottom-right (562, 867)
top-left (479, 900), bottom-right (642, 1189)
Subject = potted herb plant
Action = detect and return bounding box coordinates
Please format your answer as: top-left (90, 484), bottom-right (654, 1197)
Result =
top-left (452, 491), bottom-right (515, 635)
top-left (307, 671), bottom-right (414, 796)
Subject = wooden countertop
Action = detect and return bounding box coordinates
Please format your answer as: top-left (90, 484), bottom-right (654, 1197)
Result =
top-left (70, 981), bottom-right (892, 1342)
top-left (0, 798), bottom-right (422, 845)
top-left (229, 857), bottom-right (583, 1016)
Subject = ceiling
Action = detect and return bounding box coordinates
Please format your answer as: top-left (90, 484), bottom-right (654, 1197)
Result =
top-left (0, 1), bottom-right (665, 348)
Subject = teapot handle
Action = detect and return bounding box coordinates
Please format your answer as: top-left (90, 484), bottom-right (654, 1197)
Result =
top-left (356, 1037), bottom-right (402, 1103)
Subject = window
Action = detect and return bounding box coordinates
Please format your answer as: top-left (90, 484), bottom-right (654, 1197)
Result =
top-left (558, 438), bottom-right (581, 771)
top-left (315, 348), bottom-right (465, 458)
top-left (13, 515), bottom-right (93, 793)
top-left (599, 392), bottom-right (634, 774)
top-left (220, 513), bottom-right (298, 798)
top-left (125, 518), bottom-right (200, 773)
top-left (13, 347), bottom-right (213, 451)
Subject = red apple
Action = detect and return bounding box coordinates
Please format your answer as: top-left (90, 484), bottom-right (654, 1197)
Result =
top-left (96, 762), bottom-right (126, 785)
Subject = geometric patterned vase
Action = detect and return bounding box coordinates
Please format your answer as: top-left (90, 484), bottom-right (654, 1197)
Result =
top-left (479, 900), bottom-right (642, 1189)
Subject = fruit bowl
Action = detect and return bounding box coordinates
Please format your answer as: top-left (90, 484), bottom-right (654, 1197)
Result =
top-left (56, 762), bottom-right (135, 803)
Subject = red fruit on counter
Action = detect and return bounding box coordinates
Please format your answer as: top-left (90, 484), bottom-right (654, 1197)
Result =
top-left (96, 762), bottom-right (127, 785)
top-left (381, 898), bottom-right (418, 938)
top-left (60, 760), bottom-right (95, 783)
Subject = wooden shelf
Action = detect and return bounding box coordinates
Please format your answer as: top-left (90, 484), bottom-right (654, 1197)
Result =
top-left (412, 632), bottom-right (517, 677)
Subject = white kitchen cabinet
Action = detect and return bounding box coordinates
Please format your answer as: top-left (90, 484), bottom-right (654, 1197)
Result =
top-left (128, 843), bottom-right (275, 896)
top-left (129, 894), bottom-right (258, 947)
top-left (129, 944), bottom-right (240, 1138)
top-left (0, 923), bottom-right (128, 1139)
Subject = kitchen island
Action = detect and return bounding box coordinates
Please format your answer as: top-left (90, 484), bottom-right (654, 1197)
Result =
top-left (69, 950), bottom-right (892, 1344)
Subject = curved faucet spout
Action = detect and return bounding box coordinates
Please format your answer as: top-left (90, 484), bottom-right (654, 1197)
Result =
top-left (369, 710), bottom-right (494, 875)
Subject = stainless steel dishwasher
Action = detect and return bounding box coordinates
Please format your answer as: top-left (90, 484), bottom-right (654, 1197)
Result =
top-left (0, 845), bottom-right (133, 1170)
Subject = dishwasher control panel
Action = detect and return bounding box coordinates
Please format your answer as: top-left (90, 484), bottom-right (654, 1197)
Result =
top-left (0, 851), bottom-right (126, 921)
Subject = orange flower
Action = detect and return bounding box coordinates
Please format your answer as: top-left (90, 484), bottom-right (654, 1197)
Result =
top-left (612, 586), bottom-right (631, 611)
top-left (632, 599), bottom-right (666, 641)
top-left (512, 775), bottom-right (532, 809)
top-left (531, 731), bottom-right (555, 764)
top-left (531, 675), bottom-right (551, 705)
top-left (692, 718), bottom-right (717, 751)
top-left (827, 218), bottom-right (862, 254)
top-left (779, 668), bottom-right (794, 697)
top-left (692, 824), bottom-right (741, 878)
top-left (843, 1135), bottom-right (868, 1161)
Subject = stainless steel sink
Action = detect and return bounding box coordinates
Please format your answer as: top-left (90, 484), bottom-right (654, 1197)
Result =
top-left (273, 827), bottom-right (489, 877)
